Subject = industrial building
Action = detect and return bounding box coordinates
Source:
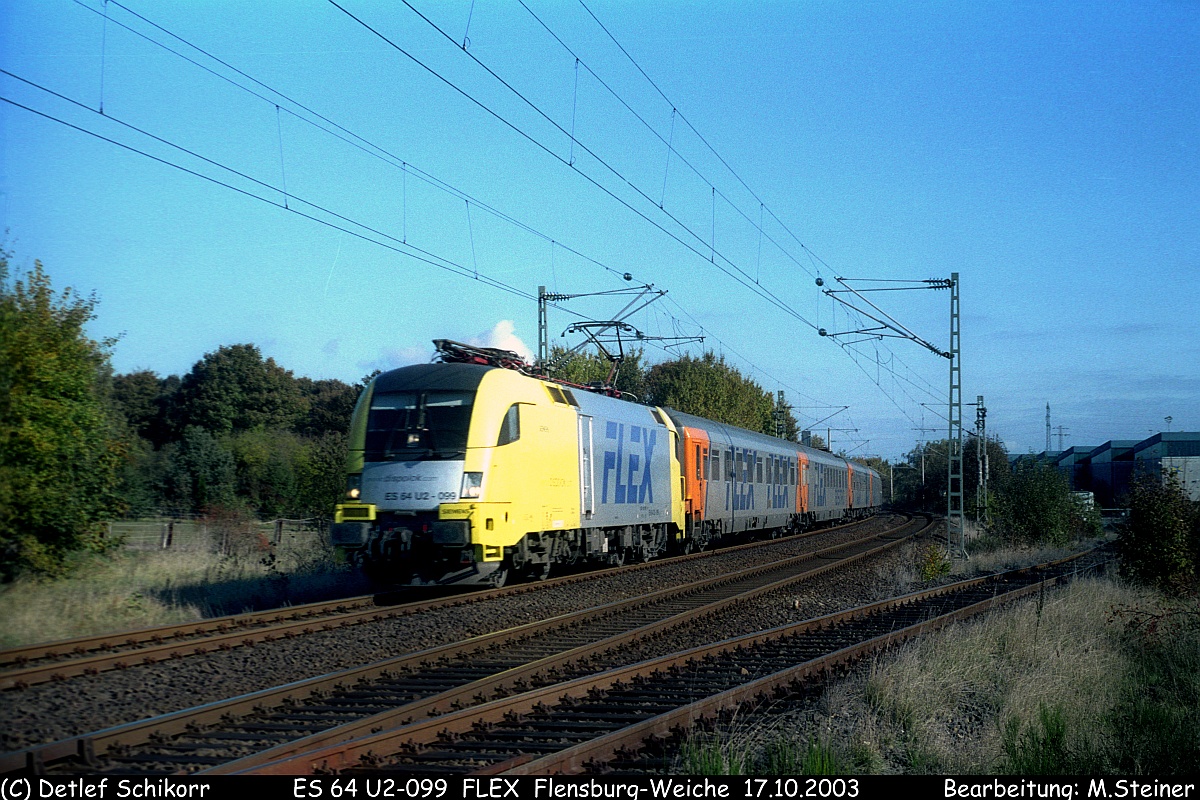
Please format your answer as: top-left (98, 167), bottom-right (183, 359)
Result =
top-left (1045, 432), bottom-right (1200, 506)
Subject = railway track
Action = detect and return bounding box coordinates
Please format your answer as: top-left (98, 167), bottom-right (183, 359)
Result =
top-left (0, 515), bottom-right (898, 691)
top-left (2, 515), bottom-right (927, 775)
top-left (239, 544), bottom-right (1112, 776)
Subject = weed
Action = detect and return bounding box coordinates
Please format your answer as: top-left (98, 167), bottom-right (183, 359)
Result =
top-left (761, 739), bottom-right (801, 774)
top-left (1003, 704), bottom-right (1072, 774)
top-left (917, 544), bottom-right (952, 582)
top-left (682, 735), bottom-right (748, 775)
top-left (798, 739), bottom-right (843, 775)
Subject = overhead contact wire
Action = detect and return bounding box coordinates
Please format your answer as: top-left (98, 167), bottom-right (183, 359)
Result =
top-left (574, 0), bottom-right (828, 280)
top-left (68, 0), bottom-right (646, 289)
top-left (381, 0), bottom-right (818, 330)
top-left (511, 0), bottom-right (820, 284)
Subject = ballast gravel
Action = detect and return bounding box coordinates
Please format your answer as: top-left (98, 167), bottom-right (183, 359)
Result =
top-left (0, 516), bottom-right (915, 752)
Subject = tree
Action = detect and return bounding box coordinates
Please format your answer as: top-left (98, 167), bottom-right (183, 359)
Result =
top-left (170, 344), bottom-right (306, 435)
top-left (112, 369), bottom-right (179, 447)
top-left (644, 352), bottom-right (790, 436)
top-left (295, 431), bottom-right (349, 521)
top-left (111, 370), bottom-right (160, 438)
top-left (164, 426), bottom-right (236, 513)
top-left (892, 437), bottom-right (1009, 514)
top-left (295, 377), bottom-right (359, 437)
top-left (0, 254), bottom-right (126, 577)
top-left (548, 345), bottom-right (647, 400)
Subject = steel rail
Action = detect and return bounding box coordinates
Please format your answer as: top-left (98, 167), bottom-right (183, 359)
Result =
top-left (236, 545), bottom-right (1107, 775)
top-left (205, 517), bottom-right (926, 774)
top-left (0, 514), bottom-right (894, 690)
top-left (511, 549), bottom-right (1108, 775)
top-left (2, 517), bottom-right (922, 775)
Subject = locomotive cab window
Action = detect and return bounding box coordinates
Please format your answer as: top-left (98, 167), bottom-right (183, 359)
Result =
top-left (365, 390), bottom-right (474, 460)
top-left (497, 404), bottom-right (520, 446)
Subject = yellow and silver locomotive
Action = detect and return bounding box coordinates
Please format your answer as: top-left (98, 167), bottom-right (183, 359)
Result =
top-left (332, 342), bottom-right (882, 586)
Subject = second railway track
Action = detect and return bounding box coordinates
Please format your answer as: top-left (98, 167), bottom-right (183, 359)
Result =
top-left (0, 515), bottom-right (902, 691)
top-left (3, 515), bottom-right (928, 775)
top-left (252, 544), bottom-right (1113, 776)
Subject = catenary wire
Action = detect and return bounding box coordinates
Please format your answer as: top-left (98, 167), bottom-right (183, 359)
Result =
top-left (50, 3), bottom-right (872, 419)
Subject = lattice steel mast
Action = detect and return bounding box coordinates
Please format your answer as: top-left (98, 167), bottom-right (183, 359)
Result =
top-left (818, 273), bottom-right (965, 556)
top-left (947, 272), bottom-right (963, 555)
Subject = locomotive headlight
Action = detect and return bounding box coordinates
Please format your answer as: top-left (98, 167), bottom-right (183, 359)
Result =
top-left (346, 474), bottom-right (362, 500)
top-left (461, 472), bottom-right (483, 499)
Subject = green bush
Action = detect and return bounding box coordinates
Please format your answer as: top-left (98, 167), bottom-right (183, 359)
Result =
top-left (1118, 472), bottom-right (1199, 594)
top-left (992, 463), bottom-right (1096, 546)
top-left (918, 543), bottom-right (952, 581)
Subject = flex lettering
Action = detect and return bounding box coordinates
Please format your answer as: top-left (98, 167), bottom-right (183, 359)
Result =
top-left (601, 422), bottom-right (657, 505)
top-left (727, 447), bottom-right (756, 512)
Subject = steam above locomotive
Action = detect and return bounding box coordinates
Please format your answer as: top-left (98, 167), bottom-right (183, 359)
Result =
top-left (332, 346), bottom-right (881, 586)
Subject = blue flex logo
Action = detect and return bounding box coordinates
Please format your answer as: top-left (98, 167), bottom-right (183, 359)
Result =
top-left (601, 422), bottom-right (656, 505)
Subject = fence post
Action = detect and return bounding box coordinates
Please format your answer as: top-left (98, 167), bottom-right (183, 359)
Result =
top-left (166, 521), bottom-right (174, 549)
top-left (160, 523), bottom-right (169, 550)
top-left (274, 519), bottom-right (283, 546)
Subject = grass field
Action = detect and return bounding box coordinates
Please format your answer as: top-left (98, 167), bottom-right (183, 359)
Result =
top-left (681, 537), bottom-right (1200, 775)
top-left (0, 527), bottom-right (372, 648)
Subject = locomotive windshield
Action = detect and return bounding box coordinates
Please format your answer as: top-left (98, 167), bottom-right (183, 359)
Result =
top-left (365, 390), bottom-right (475, 460)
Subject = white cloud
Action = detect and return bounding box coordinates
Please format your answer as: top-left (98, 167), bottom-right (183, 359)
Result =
top-left (357, 344), bottom-right (431, 375)
top-left (469, 320), bottom-right (534, 363)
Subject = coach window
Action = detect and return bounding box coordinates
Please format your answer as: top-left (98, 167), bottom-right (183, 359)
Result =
top-left (756, 457), bottom-right (763, 483)
top-left (496, 404), bottom-right (520, 446)
top-left (703, 447), bottom-right (710, 480)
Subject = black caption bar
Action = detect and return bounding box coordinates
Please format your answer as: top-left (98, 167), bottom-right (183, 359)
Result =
top-left (2, 776), bottom-right (1195, 800)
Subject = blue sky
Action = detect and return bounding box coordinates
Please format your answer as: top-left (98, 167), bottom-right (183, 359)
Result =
top-left (2, 0), bottom-right (1197, 460)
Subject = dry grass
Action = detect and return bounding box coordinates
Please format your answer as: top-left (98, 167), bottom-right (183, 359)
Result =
top-left (843, 574), bottom-right (1131, 773)
top-left (682, 530), bottom-right (1198, 776)
top-left (707, 572), bottom-right (1195, 775)
top-left (0, 534), bottom-right (362, 648)
top-left (956, 527), bottom-right (1112, 578)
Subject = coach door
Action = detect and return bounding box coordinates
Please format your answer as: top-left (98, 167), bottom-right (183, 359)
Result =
top-left (578, 415), bottom-right (595, 519)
